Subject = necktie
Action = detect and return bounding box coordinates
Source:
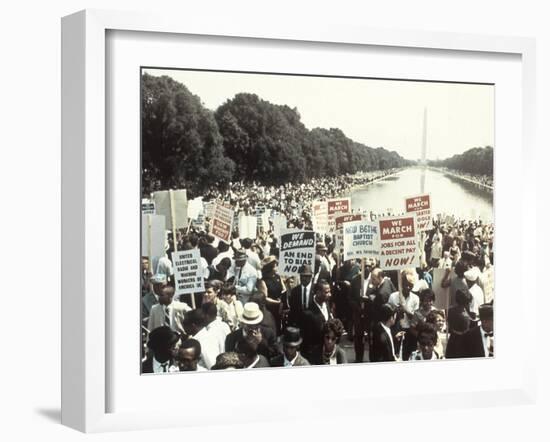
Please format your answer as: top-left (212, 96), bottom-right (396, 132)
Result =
top-left (303, 286), bottom-right (307, 309)
top-left (160, 362), bottom-right (168, 373)
top-left (164, 306), bottom-right (170, 327)
top-left (487, 336), bottom-right (494, 357)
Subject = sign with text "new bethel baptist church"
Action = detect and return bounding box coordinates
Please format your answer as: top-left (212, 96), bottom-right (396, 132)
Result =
top-left (378, 214), bottom-right (419, 270)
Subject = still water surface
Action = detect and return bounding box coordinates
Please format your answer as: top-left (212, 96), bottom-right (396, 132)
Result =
top-left (351, 168), bottom-right (493, 222)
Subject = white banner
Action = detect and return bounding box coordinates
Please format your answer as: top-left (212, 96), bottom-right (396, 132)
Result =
top-left (238, 214), bottom-right (257, 240)
top-left (312, 200), bottom-right (328, 234)
top-left (152, 189), bottom-right (188, 230)
top-left (141, 214), bottom-right (166, 263)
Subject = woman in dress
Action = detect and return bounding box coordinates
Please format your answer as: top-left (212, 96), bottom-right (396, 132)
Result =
top-left (260, 256), bottom-right (287, 335)
top-left (445, 289), bottom-right (476, 358)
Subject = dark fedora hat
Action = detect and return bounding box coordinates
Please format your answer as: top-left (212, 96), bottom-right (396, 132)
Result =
top-left (282, 327), bottom-right (303, 347)
top-left (147, 326), bottom-right (180, 350)
top-left (298, 264), bottom-right (313, 276)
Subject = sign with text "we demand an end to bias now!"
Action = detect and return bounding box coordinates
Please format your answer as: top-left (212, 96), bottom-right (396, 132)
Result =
top-left (279, 229), bottom-right (316, 277)
top-left (378, 214), bottom-right (419, 270)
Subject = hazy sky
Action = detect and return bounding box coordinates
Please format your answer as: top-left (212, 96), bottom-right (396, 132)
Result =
top-left (143, 68), bottom-right (494, 161)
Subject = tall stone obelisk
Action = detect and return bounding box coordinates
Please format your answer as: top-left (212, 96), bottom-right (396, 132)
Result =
top-left (420, 107), bottom-right (427, 193)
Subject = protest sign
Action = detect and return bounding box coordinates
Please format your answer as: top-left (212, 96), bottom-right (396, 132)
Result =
top-left (261, 211), bottom-right (270, 232)
top-left (405, 194), bottom-right (433, 231)
top-left (312, 200), bottom-right (328, 234)
top-left (141, 214), bottom-right (166, 269)
top-left (172, 249), bottom-right (205, 296)
top-left (210, 203), bottom-right (234, 243)
top-left (378, 214), bottom-right (419, 270)
top-left (342, 219), bottom-right (379, 261)
top-left (152, 189), bottom-right (188, 230)
top-left (272, 213), bottom-right (287, 238)
top-left (141, 200), bottom-right (155, 215)
top-left (335, 213), bottom-right (362, 253)
top-left (327, 197), bottom-right (351, 233)
top-left (238, 214), bottom-right (257, 240)
top-left (279, 229), bottom-right (316, 277)
top-left (187, 197), bottom-right (203, 220)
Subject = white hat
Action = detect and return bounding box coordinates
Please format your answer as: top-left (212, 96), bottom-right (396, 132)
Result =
top-left (239, 302), bottom-right (264, 325)
top-left (464, 266), bottom-right (481, 282)
top-left (150, 273), bottom-right (167, 284)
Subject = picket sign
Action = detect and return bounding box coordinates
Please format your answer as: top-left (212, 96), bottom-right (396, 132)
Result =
top-left (404, 193), bottom-right (433, 232)
top-left (172, 249), bottom-right (204, 309)
top-left (278, 229), bottom-right (316, 277)
top-left (378, 213), bottom-right (419, 271)
top-left (152, 189), bottom-right (188, 252)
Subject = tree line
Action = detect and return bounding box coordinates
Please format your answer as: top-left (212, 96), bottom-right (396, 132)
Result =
top-left (428, 146), bottom-right (493, 177)
top-left (141, 73), bottom-right (413, 196)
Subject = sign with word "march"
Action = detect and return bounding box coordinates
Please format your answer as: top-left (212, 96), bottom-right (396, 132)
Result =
top-left (379, 214), bottom-right (419, 270)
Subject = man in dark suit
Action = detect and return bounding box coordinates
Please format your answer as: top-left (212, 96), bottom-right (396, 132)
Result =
top-left (368, 268), bottom-right (396, 326)
top-left (300, 279), bottom-right (333, 358)
top-left (199, 234), bottom-right (219, 265)
top-left (370, 304), bottom-right (403, 362)
top-left (142, 326), bottom-right (180, 374)
top-left (286, 264), bottom-right (314, 328)
top-left (270, 327), bottom-right (310, 367)
top-left (349, 260), bottom-right (375, 362)
top-left (462, 303), bottom-right (494, 358)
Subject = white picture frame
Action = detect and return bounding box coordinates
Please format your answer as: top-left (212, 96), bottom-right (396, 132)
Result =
top-left (61, 9), bottom-right (537, 433)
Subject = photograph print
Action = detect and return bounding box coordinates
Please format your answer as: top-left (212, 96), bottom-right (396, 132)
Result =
top-left (140, 67), bottom-right (495, 374)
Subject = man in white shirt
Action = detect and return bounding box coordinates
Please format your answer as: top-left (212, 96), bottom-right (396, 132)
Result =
top-left (182, 309), bottom-right (220, 369)
top-left (202, 302), bottom-right (230, 354)
top-left (388, 269), bottom-right (420, 361)
top-left (464, 266), bottom-right (484, 318)
top-left (226, 249), bottom-right (258, 304)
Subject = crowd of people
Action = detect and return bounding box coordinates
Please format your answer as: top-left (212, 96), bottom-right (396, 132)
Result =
top-left (200, 168), bottom-right (402, 229)
top-left (141, 202), bottom-right (495, 373)
top-left (432, 167), bottom-right (494, 189)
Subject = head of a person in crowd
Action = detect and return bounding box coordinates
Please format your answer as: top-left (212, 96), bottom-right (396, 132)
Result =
top-left (158, 285), bottom-right (175, 306)
top-left (176, 338), bottom-right (202, 371)
top-left (220, 283), bottom-right (236, 304)
top-left (240, 302), bottom-right (264, 342)
top-left (147, 326), bottom-right (179, 363)
top-left (218, 240), bottom-right (230, 253)
top-left (380, 303), bottom-right (397, 327)
top-left (234, 249), bottom-right (248, 268)
top-left (370, 268), bottom-right (385, 288)
top-left (206, 234), bottom-right (215, 245)
top-left (282, 327), bottom-right (303, 362)
top-left (141, 256), bottom-right (150, 273)
top-left (426, 310), bottom-right (446, 333)
top-left (203, 280), bottom-right (223, 304)
top-left (451, 238), bottom-right (457, 247)
top-left (298, 264), bottom-right (313, 287)
top-left (419, 288), bottom-right (435, 311)
top-left (211, 352), bottom-right (244, 370)
top-left (181, 240), bottom-right (193, 251)
top-left (261, 256), bottom-right (278, 277)
top-left (240, 238), bottom-right (253, 250)
top-left (400, 269), bottom-right (416, 298)
top-left (314, 279), bottom-right (331, 305)
top-left (464, 266), bottom-right (481, 288)
top-left (455, 289), bottom-right (473, 309)
top-left (430, 257), bottom-right (440, 268)
top-left (454, 260), bottom-right (467, 278)
top-left (462, 250), bottom-right (477, 267)
top-left (150, 273), bottom-right (168, 296)
top-left (201, 302), bottom-right (218, 326)
top-left (416, 322), bottom-right (438, 360)
top-left (322, 318), bottom-right (345, 354)
top-left (478, 303), bottom-right (494, 334)
top-left (182, 309), bottom-right (206, 337)
top-left (235, 334), bottom-right (260, 367)
top-left (316, 242), bottom-right (328, 257)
